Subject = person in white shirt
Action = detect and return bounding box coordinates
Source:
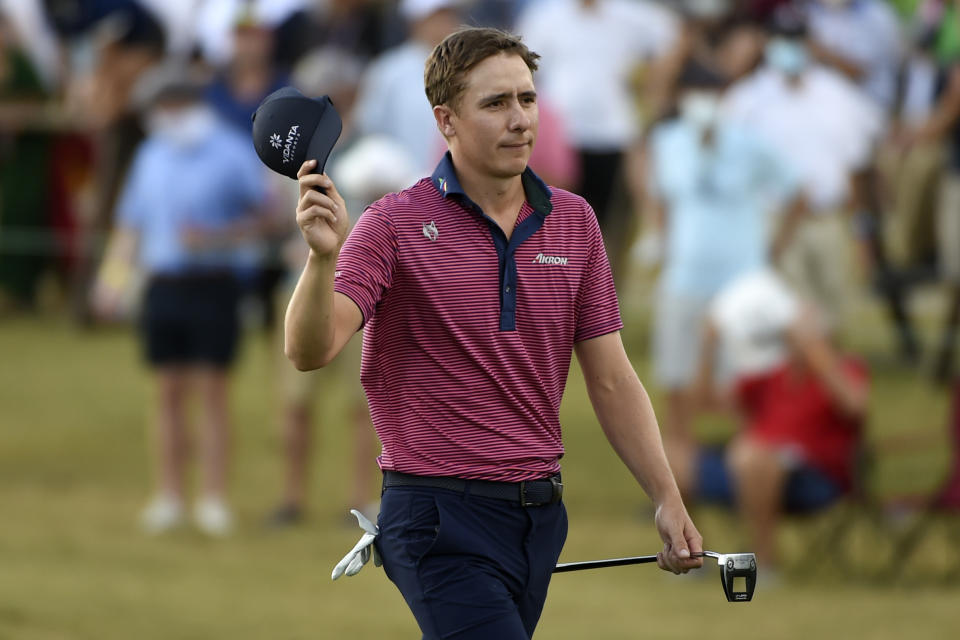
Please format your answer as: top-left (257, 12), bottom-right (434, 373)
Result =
top-left (804, 0), bottom-right (904, 112)
top-left (517, 0), bottom-right (681, 279)
top-left (723, 15), bottom-right (884, 329)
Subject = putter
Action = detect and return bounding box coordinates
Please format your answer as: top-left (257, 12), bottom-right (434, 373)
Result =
top-left (553, 550), bottom-right (757, 602)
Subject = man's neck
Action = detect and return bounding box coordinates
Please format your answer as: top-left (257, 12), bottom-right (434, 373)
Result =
top-left (453, 160), bottom-right (526, 224)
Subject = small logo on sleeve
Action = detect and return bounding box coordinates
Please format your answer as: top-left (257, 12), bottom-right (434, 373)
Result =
top-left (422, 221), bottom-right (439, 242)
top-left (532, 252), bottom-right (568, 265)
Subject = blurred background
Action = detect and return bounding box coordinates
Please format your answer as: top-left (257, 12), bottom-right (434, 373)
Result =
top-left (1, 0), bottom-right (959, 638)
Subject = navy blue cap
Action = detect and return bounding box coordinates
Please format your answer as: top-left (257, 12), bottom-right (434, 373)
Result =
top-left (251, 86), bottom-right (343, 179)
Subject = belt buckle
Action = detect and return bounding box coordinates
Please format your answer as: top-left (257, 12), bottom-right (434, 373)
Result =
top-left (550, 475), bottom-right (564, 503)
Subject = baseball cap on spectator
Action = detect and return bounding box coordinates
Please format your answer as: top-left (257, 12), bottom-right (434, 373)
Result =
top-left (332, 135), bottom-right (419, 203)
top-left (709, 269), bottom-right (801, 377)
top-left (292, 47), bottom-right (364, 103)
top-left (401, 0), bottom-right (465, 22)
top-left (130, 62), bottom-right (207, 112)
top-left (251, 86), bottom-right (343, 179)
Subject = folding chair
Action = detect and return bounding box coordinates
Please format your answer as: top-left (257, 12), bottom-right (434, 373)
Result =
top-left (878, 381), bottom-right (960, 584)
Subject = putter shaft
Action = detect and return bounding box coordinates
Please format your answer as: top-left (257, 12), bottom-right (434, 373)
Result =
top-left (553, 550), bottom-right (720, 573)
top-left (553, 555), bottom-right (658, 573)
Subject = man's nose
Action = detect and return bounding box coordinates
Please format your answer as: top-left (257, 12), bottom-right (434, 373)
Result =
top-left (509, 102), bottom-right (532, 131)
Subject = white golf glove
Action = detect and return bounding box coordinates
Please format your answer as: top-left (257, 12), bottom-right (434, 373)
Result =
top-left (331, 509), bottom-right (381, 580)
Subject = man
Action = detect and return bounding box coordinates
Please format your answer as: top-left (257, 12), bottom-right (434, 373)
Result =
top-left (286, 27), bottom-right (702, 639)
top-left (644, 60), bottom-right (802, 499)
top-left (91, 65), bottom-right (268, 536)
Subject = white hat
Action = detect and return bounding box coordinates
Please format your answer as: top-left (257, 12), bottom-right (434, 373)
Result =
top-left (710, 269), bottom-right (800, 377)
top-left (401, 0), bottom-right (464, 22)
top-left (331, 135), bottom-right (419, 205)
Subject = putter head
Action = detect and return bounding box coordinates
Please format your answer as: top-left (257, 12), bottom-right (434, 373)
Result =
top-left (698, 551), bottom-right (757, 602)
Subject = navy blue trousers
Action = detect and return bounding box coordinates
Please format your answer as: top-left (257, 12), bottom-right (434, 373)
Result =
top-left (376, 485), bottom-right (568, 639)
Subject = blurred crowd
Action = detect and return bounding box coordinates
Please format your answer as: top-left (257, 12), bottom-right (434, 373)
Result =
top-left (2, 0), bottom-right (960, 572)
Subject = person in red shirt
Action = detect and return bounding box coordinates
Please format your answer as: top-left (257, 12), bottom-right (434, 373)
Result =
top-left (285, 26), bottom-right (702, 639)
top-left (693, 270), bottom-right (868, 570)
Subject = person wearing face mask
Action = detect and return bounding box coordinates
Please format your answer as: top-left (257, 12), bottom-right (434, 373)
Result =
top-left (643, 61), bottom-right (804, 500)
top-left (90, 64), bottom-right (269, 537)
top-left (723, 12), bottom-right (885, 335)
top-left (804, 0), bottom-right (904, 111)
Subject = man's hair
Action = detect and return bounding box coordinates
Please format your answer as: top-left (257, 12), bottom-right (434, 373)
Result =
top-left (424, 27), bottom-right (540, 110)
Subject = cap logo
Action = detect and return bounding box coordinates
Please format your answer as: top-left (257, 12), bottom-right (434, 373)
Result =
top-left (269, 133), bottom-right (282, 149)
top-left (281, 124), bottom-right (301, 164)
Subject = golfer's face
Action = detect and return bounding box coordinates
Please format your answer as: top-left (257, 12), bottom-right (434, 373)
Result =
top-left (454, 53), bottom-right (538, 179)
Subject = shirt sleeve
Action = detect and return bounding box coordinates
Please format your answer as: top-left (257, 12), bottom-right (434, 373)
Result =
top-left (333, 204), bottom-right (398, 326)
top-left (574, 202), bottom-right (623, 342)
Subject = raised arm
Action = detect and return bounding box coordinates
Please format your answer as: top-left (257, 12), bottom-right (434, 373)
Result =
top-left (574, 331), bottom-right (703, 574)
top-left (284, 159), bottom-right (363, 370)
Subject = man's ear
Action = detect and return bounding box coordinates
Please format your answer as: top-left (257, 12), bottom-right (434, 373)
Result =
top-left (434, 104), bottom-right (456, 138)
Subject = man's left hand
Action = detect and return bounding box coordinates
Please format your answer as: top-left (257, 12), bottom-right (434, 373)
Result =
top-left (654, 498), bottom-right (704, 574)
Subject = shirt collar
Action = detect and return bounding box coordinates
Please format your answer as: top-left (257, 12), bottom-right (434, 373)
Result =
top-left (430, 151), bottom-right (554, 216)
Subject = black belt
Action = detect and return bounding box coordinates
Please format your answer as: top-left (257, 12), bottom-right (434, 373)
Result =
top-left (382, 471), bottom-right (563, 507)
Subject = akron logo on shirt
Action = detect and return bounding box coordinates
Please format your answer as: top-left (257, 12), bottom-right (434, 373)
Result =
top-left (280, 124), bottom-right (301, 164)
top-left (532, 252), bottom-right (569, 266)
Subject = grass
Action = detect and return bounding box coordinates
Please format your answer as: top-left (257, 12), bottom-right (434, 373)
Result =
top-left (0, 289), bottom-right (958, 639)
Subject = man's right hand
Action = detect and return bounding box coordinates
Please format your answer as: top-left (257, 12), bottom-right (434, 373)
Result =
top-left (296, 159), bottom-right (349, 258)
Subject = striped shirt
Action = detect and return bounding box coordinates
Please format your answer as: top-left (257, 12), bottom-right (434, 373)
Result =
top-left (334, 153), bottom-right (622, 481)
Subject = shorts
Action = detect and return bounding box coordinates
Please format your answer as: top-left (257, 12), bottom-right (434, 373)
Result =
top-left (376, 484), bottom-right (567, 639)
top-left (696, 447), bottom-right (842, 514)
top-left (653, 291), bottom-right (726, 389)
top-left (141, 273), bottom-right (240, 368)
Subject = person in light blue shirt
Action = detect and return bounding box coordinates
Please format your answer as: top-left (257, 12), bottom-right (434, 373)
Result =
top-left (92, 66), bottom-right (268, 537)
top-left (644, 60), bottom-right (803, 499)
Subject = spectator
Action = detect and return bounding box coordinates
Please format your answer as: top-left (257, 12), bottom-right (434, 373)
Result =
top-left (0, 10), bottom-right (54, 310)
top-left (352, 0), bottom-right (465, 175)
top-left (193, 0), bottom-right (307, 69)
top-left (204, 17), bottom-right (287, 132)
top-left (723, 14), bottom-right (885, 330)
top-left (693, 269), bottom-right (868, 571)
top-left (41, 0), bottom-right (167, 323)
top-left (517, 0), bottom-right (681, 280)
top-left (265, 48), bottom-right (396, 526)
top-left (91, 65), bottom-right (268, 536)
top-left (644, 60), bottom-right (802, 499)
top-left (204, 15), bottom-right (290, 330)
top-left (653, 0), bottom-right (768, 117)
top-left (804, 0), bottom-right (904, 112)
top-left (880, 8), bottom-right (943, 274)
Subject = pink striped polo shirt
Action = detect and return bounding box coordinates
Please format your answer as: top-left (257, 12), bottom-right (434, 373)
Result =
top-left (334, 153), bottom-right (622, 482)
